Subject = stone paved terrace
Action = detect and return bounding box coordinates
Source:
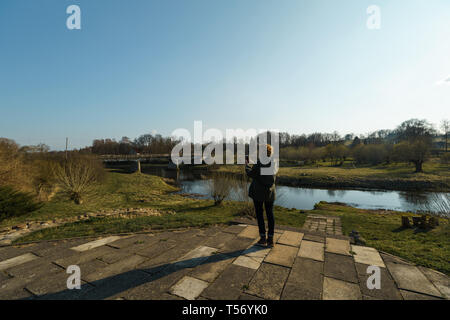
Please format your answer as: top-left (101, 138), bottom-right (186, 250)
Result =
top-left (0, 223), bottom-right (448, 300)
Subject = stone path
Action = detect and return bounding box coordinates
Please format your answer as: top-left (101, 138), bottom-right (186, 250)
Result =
top-left (0, 223), bottom-right (448, 300)
top-left (0, 208), bottom-right (171, 246)
top-left (303, 214), bottom-right (342, 235)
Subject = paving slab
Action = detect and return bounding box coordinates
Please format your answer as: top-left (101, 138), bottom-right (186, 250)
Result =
top-left (419, 267), bottom-right (450, 299)
top-left (400, 289), bottom-right (443, 300)
top-left (0, 245), bottom-right (38, 261)
top-left (218, 237), bottom-right (255, 256)
top-left (0, 253), bottom-right (39, 271)
top-left (281, 257), bottom-right (323, 300)
top-left (76, 259), bottom-right (110, 278)
top-left (264, 244), bottom-right (298, 267)
top-left (29, 239), bottom-right (87, 259)
top-left (197, 226), bottom-right (223, 237)
top-left (120, 268), bottom-right (191, 300)
top-left (70, 236), bottom-right (123, 252)
top-left (238, 293), bottom-right (264, 300)
top-left (0, 270), bottom-right (9, 281)
top-left (78, 269), bottom-right (151, 300)
top-left (233, 255), bottom-right (265, 270)
top-left (135, 239), bottom-right (177, 259)
top-left (201, 264), bottom-right (256, 300)
top-left (324, 253), bottom-right (358, 283)
top-left (168, 229), bottom-right (205, 241)
top-left (0, 262), bottom-right (63, 298)
top-left (223, 225), bottom-right (247, 234)
top-left (323, 277), bottom-right (362, 300)
top-left (238, 225), bottom-right (260, 239)
top-left (97, 249), bottom-right (135, 264)
top-left (386, 262), bottom-right (442, 298)
top-left (6, 260), bottom-right (64, 279)
top-left (277, 231), bottom-right (303, 247)
top-left (53, 245), bottom-right (117, 268)
top-left (25, 269), bottom-right (93, 298)
top-left (246, 263), bottom-right (290, 300)
top-left (138, 239), bottom-right (209, 271)
top-left (203, 232), bottom-right (236, 249)
top-left (170, 276), bottom-right (210, 300)
top-left (84, 254), bottom-right (147, 283)
top-left (242, 245), bottom-right (271, 259)
top-left (174, 246), bottom-right (218, 268)
top-left (325, 238), bottom-right (350, 256)
top-left (156, 293), bottom-right (185, 300)
top-left (4, 253), bottom-right (60, 276)
top-left (0, 287), bottom-right (33, 300)
top-left (303, 234), bottom-right (325, 243)
top-left (107, 234), bottom-right (158, 249)
top-left (298, 240), bottom-right (324, 262)
top-left (362, 295), bottom-right (381, 300)
top-left (189, 253), bottom-right (235, 282)
top-left (379, 252), bottom-right (414, 265)
top-left (355, 263), bottom-right (402, 300)
top-left (351, 245), bottom-right (385, 268)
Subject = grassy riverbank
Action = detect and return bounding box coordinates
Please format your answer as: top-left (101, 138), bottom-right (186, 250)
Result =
top-left (7, 170), bottom-right (450, 275)
top-left (6, 170), bottom-right (306, 239)
top-left (210, 160), bottom-right (450, 191)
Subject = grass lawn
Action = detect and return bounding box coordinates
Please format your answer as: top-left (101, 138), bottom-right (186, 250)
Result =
top-left (8, 170), bottom-right (449, 275)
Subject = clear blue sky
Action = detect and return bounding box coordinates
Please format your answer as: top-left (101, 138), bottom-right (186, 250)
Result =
top-left (1, 0), bottom-right (449, 150)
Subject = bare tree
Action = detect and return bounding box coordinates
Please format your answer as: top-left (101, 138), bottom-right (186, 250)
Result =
top-left (53, 155), bottom-right (104, 204)
top-left (393, 119), bottom-right (436, 173)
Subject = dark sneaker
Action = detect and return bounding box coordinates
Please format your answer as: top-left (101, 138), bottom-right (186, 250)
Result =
top-left (256, 237), bottom-right (267, 246)
top-left (267, 237), bottom-right (274, 248)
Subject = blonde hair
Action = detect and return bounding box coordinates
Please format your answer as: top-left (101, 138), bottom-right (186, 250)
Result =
top-left (266, 144), bottom-right (273, 157)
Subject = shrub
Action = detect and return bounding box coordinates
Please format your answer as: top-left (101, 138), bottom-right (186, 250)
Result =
top-left (0, 187), bottom-right (42, 222)
top-left (279, 146), bottom-right (325, 164)
top-left (207, 172), bottom-right (234, 206)
top-left (352, 144), bottom-right (391, 165)
top-left (53, 154), bottom-right (105, 204)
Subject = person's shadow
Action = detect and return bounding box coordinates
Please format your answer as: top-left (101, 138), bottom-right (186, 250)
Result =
top-left (23, 245), bottom-right (266, 300)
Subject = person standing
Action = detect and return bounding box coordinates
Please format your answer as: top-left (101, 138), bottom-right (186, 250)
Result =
top-left (245, 144), bottom-right (277, 247)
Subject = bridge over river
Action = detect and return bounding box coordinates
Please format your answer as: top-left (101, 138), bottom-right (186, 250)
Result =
top-left (100, 154), bottom-right (207, 170)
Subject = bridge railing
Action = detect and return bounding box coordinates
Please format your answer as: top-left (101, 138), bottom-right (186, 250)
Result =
top-left (99, 154), bottom-right (170, 160)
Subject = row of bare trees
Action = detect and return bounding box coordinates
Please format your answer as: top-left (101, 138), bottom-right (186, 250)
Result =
top-left (280, 119), bottom-right (448, 172)
top-left (88, 134), bottom-right (177, 155)
top-left (85, 118), bottom-right (448, 173)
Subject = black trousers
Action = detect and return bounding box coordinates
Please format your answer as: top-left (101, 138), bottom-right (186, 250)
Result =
top-left (253, 200), bottom-right (275, 238)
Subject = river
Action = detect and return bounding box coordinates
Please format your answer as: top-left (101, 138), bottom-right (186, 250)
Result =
top-left (141, 166), bottom-right (449, 216)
